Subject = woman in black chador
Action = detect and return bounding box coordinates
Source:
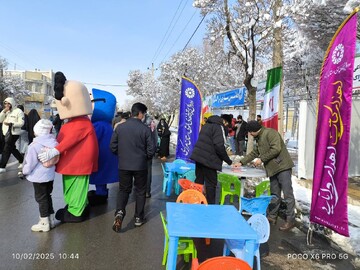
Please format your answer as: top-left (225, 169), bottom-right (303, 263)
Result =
top-left (28, 109), bottom-right (41, 143)
top-left (157, 118), bottom-right (171, 161)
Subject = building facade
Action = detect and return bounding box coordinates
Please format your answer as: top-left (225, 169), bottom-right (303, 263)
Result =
top-left (5, 69), bottom-right (54, 118)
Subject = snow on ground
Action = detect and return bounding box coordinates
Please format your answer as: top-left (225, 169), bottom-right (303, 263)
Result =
top-left (293, 177), bottom-right (360, 257)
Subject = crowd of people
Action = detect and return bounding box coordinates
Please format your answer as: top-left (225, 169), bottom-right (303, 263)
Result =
top-left (0, 77), bottom-right (173, 233)
top-left (0, 80), bottom-right (295, 234)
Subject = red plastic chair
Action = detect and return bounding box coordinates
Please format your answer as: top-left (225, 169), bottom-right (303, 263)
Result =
top-left (178, 179), bottom-right (204, 193)
top-left (176, 189), bottom-right (208, 204)
top-left (196, 256), bottom-right (251, 270)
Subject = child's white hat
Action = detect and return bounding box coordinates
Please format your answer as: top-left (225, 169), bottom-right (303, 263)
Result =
top-left (33, 119), bottom-right (53, 136)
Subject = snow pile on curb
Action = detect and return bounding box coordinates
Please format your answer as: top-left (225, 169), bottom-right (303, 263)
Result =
top-left (292, 176), bottom-right (360, 258)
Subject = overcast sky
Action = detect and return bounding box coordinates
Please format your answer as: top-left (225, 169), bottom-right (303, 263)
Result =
top-left (0, 0), bottom-right (206, 105)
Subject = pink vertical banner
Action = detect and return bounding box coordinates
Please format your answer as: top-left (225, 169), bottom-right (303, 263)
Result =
top-left (310, 10), bottom-right (358, 237)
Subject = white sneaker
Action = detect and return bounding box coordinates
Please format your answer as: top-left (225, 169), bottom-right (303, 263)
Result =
top-left (0, 168), bottom-right (6, 173)
top-left (31, 217), bottom-right (50, 232)
top-left (18, 164), bottom-right (23, 169)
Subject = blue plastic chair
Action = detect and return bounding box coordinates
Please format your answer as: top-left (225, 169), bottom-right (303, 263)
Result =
top-left (223, 214), bottom-right (270, 270)
top-left (171, 160), bottom-right (190, 194)
top-left (161, 163), bottom-right (171, 193)
top-left (240, 196), bottom-right (273, 216)
top-left (182, 169), bottom-right (196, 181)
top-left (173, 159), bottom-right (187, 164)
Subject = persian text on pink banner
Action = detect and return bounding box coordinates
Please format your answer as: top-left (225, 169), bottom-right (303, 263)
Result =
top-left (310, 13), bottom-right (357, 237)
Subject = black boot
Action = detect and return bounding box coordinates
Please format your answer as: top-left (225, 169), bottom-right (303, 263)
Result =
top-left (62, 209), bottom-right (87, 223)
top-left (55, 208), bottom-right (66, 221)
top-left (88, 190), bottom-right (108, 206)
top-left (56, 207), bottom-right (88, 223)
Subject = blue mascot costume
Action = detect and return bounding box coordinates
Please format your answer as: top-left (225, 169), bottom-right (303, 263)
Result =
top-left (88, 88), bottom-right (118, 206)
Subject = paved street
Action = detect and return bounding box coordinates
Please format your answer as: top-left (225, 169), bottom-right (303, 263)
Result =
top-left (0, 155), bottom-right (357, 270)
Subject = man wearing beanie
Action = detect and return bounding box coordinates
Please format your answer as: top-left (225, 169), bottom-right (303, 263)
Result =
top-left (190, 114), bottom-right (233, 204)
top-left (235, 120), bottom-right (296, 231)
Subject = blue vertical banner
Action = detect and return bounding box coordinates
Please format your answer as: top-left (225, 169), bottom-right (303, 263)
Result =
top-left (175, 76), bottom-right (202, 162)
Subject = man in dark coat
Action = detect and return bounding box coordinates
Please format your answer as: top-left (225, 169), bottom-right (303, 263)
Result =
top-left (234, 115), bottom-right (247, 156)
top-left (190, 114), bottom-right (233, 204)
top-left (110, 102), bottom-right (155, 232)
top-left (235, 120), bottom-right (295, 231)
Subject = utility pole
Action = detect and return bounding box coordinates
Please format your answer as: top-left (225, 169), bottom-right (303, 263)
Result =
top-left (148, 63), bottom-right (156, 79)
top-left (273, 0), bottom-right (284, 138)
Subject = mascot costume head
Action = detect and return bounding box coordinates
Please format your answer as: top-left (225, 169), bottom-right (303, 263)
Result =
top-left (54, 72), bottom-right (93, 119)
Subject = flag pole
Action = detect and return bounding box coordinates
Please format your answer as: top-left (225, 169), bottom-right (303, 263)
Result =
top-left (278, 68), bottom-right (284, 138)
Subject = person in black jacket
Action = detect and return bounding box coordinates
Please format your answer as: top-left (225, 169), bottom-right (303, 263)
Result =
top-left (52, 113), bottom-right (63, 136)
top-left (110, 102), bottom-right (155, 232)
top-left (27, 109), bottom-right (41, 143)
top-left (190, 114), bottom-right (233, 204)
top-left (16, 105), bottom-right (29, 156)
top-left (157, 118), bottom-right (171, 161)
top-left (234, 115), bottom-right (248, 156)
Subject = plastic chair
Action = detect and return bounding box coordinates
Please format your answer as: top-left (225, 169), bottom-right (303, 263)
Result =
top-left (175, 169), bottom-right (196, 195)
top-left (223, 214), bottom-right (270, 270)
top-left (183, 169), bottom-right (196, 181)
top-left (176, 189), bottom-right (208, 204)
top-left (178, 179), bottom-right (204, 193)
top-left (161, 163), bottom-right (170, 193)
top-left (160, 212), bottom-right (198, 268)
top-left (196, 256), bottom-right (251, 270)
top-left (217, 173), bottom-right (241, 205)
top-left (173, 158), bottom-right (187, 164)
top-left (255, 180), bottom-right (270, 197)
top-left (172, 159), bottom-right (189, 194)
top-left (176, 189), bottom-right (211, 245)
top-left (240, 196), bottom-right (272, 216)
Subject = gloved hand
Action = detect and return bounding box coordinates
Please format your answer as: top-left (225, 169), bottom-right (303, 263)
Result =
top-left (38, 148), bottom-right (60, 162)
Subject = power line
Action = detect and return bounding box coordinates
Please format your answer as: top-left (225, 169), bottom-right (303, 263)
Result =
top-left (1, 57), bottom-right (28, 71)
top-left (152, 0), bottom-right (189, 65)
top-left (161, 10), bottom-right (197, 63)
top-left (150, 0), bottom-right (185, 65)
top-left (0, 41), bottom-right (39, 69)
top-left (182, 14), bottom-right (207, 52)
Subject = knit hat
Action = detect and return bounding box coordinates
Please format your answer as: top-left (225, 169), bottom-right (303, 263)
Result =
top-left (247, 120), bottom-right (262, 132)
top-left (33, 119), bottom-right (53, 137)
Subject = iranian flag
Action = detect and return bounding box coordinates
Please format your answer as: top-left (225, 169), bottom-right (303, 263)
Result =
top-left (262, 66), bottom-right (282, 130)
